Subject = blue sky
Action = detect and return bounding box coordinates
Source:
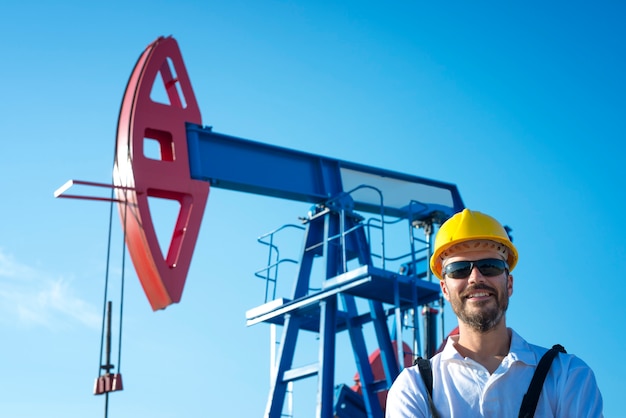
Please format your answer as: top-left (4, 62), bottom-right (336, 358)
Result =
top-left (1, 1), bottom-right (624, 417)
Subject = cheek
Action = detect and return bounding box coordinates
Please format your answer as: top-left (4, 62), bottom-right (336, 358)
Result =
top-left (441, 280), bottom-right (454, 300)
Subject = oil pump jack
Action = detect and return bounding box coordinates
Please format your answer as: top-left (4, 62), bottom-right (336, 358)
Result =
top-left (56, 36), bottom-right (465, 418)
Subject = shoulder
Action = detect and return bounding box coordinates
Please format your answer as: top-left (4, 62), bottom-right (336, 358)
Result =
top-left (386, 365), bottom-right (431, 417)
top-left (523, 339), bottom-right (594, 374)
top-left (513, 332), bottom-right (603, 415)
top-left (515, 333), bottom-right (594, 374)
top-left (550, 349), bottom-right (599, 384)
top-left (389, 364), bottom-right (428, 393)
top-left (546, 351), bottom-right (603, 415)
top-left (521, 337), bottom-right (603, 412)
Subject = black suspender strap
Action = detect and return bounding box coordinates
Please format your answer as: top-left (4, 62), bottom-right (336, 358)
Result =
top-left (415, 357), bottom-right (439, 418)
top-left (518, 344), bottom-right (567, 418)
top-left (415, 357), bottom-right (433, 398)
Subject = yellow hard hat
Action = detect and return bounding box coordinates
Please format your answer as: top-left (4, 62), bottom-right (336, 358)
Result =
top-left (430, 209), bottom-right (518, 280)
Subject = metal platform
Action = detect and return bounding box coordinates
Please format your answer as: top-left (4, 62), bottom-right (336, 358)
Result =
top-left (246, 265), bottom-right (440, 331)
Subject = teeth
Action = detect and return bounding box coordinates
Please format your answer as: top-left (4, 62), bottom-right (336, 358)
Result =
top-left (469, 292), bottom-right (490, 298)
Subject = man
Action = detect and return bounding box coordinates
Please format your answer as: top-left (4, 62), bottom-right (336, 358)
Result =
top-left (385, 209), bottom-right (603, 417)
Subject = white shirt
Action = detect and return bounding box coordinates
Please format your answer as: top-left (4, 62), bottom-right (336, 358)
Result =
top-left (385, 329), bottom-right (603, 417)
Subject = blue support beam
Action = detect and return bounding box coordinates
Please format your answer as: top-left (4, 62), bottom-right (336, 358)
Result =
top-left (186, 122), bottom-right (464, 219)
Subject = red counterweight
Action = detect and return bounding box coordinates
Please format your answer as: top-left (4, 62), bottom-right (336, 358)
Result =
top-left (113, 37), bottom-right (210, 310)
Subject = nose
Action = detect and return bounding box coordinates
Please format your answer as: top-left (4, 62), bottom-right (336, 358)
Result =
top-left (467, 265), bottom-right (486, 284)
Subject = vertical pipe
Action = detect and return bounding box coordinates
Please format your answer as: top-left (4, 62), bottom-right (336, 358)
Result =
top-left (317, 296), bottom-right (337, 418)
top-left (394, 280), bottom-right (403, 371)
top-left (423, 307), bottom-right (438, 358)
top-left (270, 324), bottom-right (276, 385)
top-left (340, 208), bottom-right (347, 274)
top-left (424, 222), bottom-right (433, 283)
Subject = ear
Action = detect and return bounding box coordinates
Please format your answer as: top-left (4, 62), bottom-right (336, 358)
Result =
top-left (440, 279), bottom-right (451, 301)
top-left (508, 274), bottom-right (514, 297)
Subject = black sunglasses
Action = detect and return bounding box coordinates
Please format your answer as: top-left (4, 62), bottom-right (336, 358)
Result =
top-left (442, 258), bottom-right (509, 279)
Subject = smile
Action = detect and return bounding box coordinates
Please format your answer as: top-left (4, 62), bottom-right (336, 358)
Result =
top-left (466, 291), bottom-right (492, 299)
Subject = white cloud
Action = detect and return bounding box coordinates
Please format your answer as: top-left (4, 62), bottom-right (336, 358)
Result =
top-left (0, 249), bottom-right (100, 329)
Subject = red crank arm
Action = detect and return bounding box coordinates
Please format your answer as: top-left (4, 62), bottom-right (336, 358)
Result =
top-left (113, 37), bottom-right (209, 311)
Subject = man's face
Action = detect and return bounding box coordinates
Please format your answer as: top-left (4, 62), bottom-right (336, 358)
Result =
top-left (440, 249), bottom-right (513, 333)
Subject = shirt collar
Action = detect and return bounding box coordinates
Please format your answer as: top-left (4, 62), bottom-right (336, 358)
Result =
top-left (507, 329), bottom-right (537, 365)
top-left (439, 328), bottom-right (538, 366)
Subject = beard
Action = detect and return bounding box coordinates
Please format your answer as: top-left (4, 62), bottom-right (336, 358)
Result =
top-left (448, 281), bottom-right (509, 333)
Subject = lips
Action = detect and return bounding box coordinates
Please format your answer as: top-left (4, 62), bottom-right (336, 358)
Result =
top-left (467, 291), bottom-right (491, 299)
top-left (463, 286), bottom-right (495, 300)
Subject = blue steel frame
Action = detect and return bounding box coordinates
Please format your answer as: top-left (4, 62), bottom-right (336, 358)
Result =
top-left (186, 122), bottom-right (464, 418)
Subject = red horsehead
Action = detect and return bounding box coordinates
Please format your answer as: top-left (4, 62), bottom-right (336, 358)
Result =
top-left (113, 37), bottom-right (210, 311)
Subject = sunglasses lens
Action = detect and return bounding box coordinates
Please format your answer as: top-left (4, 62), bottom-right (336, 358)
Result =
top-left (443, 259), bottom-right (507, 279)
top-left (444, 261), bottom-right (472, 279)
top-left (475, 259), bottom-right (507, 276)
